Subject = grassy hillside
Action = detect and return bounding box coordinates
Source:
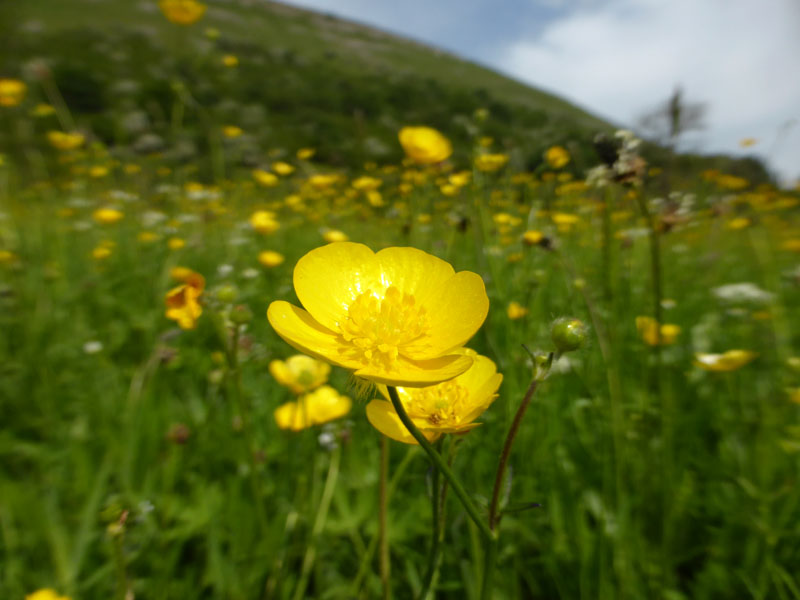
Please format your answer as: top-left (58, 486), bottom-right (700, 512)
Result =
top-left (0, 0), bottom-right (768, 183)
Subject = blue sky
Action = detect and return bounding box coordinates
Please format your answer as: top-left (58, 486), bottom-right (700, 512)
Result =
top-left (282, 0), bottom-right (800, 185)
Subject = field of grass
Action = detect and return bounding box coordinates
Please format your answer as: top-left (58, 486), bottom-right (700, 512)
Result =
top-left (2, 2), bottom-right (800, 600)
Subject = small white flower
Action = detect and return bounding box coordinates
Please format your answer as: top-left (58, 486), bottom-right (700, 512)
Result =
top-left (83, 340), bottom-right (103, 354)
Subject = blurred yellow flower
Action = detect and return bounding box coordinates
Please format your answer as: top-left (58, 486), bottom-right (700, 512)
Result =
top-left (0, 249), bottom-right (18, 265)
top-left (91, 241), bottom-right (114, 260)
top-left (274, 385), bottom-right (352, 431)
top-left (92, 207), bottom-right (123, 224)
top-left (253, 169), bottom-right (278, 187)
top-left (159, 0), bottom-right (207, 25)
top-left (694, 350), bottom-right (757, 372)
top-left (398, 126), bottom-right (452, 165)
top-left (506, 301), bottom-right (529, 320)
top-left (250, 210), bottom-right (279, 235)
top-left (273, 161), bottom-right (295, 176)
top-left (352, 175), bottom-right (382, 191)
top-left (222, 54), bottom-right (238, 67)
top-left (222, 125), bottom-right (243, 138)
top-left (165, 272), bottom-right (205, 330)
top-left (636, 316), bottom-right (680, 346)
top-left (269, 354), bottom-right (331, 394)
top-left (475, 153), bottom-right (509, 173)
top-left (31, 103), bottom-right (55, 117)
top-left (258, 250), bottom-right (285, 267)
top-left (739, 138), bottom-right (757, 148)
top-left (322, 229), bottom-right (348, 243)
top-left (297, 147), bottom-right (316, 160)
top-left (727, 217), bottom-right (750, 230)
top-left (545, 145), bottom-right (570, 169)
top-left (47, 131), bottom-right (85, 151)
top-left (89, 165), bottom-right (109, 178)
top-left (788, 388), bottom-right (800, 404)
top-left (168, 237), bottom-right (186, 250)
top-left (267, 242), bottom-right (489, 387)
top-left (25, 589), bottom-right (71, 600)
top-left (781, 239), bottom-right (800, 252)
top-left (0, 78), bottom-right (26, 107)
top-left (366, 350), bottom-right (502, 444)
top-left (522, 230), bottom-right (544, 245)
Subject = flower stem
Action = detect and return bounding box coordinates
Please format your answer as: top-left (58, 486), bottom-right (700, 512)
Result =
top-left (419, 439), bottom-right (445, 600)
top-left (379, 435), bottom-right (392, 600)
top-left (386, 386), bottom-right (495, 541)
top-left (488, 377), bottom-right (539, 530)
top-left (291, 444), bottom-right (341, 600)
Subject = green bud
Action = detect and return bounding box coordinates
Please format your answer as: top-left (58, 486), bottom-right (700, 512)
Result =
top-left (551, 317), bottom-right (588, 353)
top-left (229, 304), bottom-right (253, 325)
top-left (215, 283), bottom-right (238, 304)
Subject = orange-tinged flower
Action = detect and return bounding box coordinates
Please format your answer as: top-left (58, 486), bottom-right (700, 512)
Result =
top-left (274, 385), bottom-right (352, 431)
top-left (366, 350), bottom-right (502, 444)
top-left (0, 78), bottom-right (26, 107)
top-left (159, 0), bottom-right (207, 25)
top-left (545, 145), bottom-right (570, 169)
top-left (47, 131), bottom-right (84, 151)
top-left (269, 354), bottom-right (331, 395)
top-left (398, 126), bottom-right (452, 165)
top-left (267, 242), bottom-right (489, 387)
top-left (694, 350), bottom-right (757, 372)
top-left (165, 272), bottom-right (205, 330)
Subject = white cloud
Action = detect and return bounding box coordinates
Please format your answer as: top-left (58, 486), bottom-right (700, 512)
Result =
top-left (499, 0), bottom-right (800, 183)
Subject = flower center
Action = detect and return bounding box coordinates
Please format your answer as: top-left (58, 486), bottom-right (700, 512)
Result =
top-left (338, 285), bottom-right (429, 369)
top-left (405, 380), bottom-right (470, 428)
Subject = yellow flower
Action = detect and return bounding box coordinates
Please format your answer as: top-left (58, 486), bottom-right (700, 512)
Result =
top-left (91, 240), bottom-right (115, 260)
top-left (92, 207), bottom-right (123, 224)
top-left (475, 153), bottom-right (509, 173)
top-left (250, 210), bottom-right (279, 235)
top-left (269, 354), bottom-right (331, 394)
top-left (159, 0), bottom-right (207, 25)
top-left (274, 385), bottom-right (352, 431)
top-left (47, 131), bottom-right (85, 151)
top-left (694, 350), bottom-right (757, 372)
top-left (522, 230), bottom-right (543, 245)
top-left (223, 125), bottom-right (243, 138)
top-left (545, 145), bottom-right (570, 169)
top-left (267, 242), bottom-right (489, 387)
top-left (165, 272), bottom-right (205, 330)
top-left (25, 589), bottom-right (71, 600)
top-left (297, 147), bottom-right (316, 160)
top-left (273, 161), bottom-right (295, 176)
top-left (0, 249), bottom-right (18, 265)
top-left (398, 126), bottom-right (452, 165)
top-left (352, 175), bottom-right (382, 191)
top-left (258, 250), bottom-right (285, 267)
top-left (781, 238), bottom-right (800, 252)
top-left (506, 301), bottom-right (529, 320)
top-left (322, 229), bottom-right (348, 243)
top-left (366, 350), bottom-right (502, 444)
top-left (168, 237), bottom-right (186, 250)
top-left (222, 54), bottom-right (239, 67)
top-left (727, 217), bottom-right (750, 230)
top-left (253, 169), bottom-right (278, 187)
top-left (0, 78), bottom-right (26, 107)
top-left (636, 316), bottom-right (680, 346)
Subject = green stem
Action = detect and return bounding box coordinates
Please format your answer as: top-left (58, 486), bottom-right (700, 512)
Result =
top-left (292, 444), bottom-right (342, 600)
top-left (379, 435), bottom-right (392, 600)
top-left (419, 440), bottom-right (445, 600)
top-left (479, 536), bottom-right (499, 600)
top-left (386, 386), bottom-right (494, 542)
top-left (488, 378), bottom-right (539, 530)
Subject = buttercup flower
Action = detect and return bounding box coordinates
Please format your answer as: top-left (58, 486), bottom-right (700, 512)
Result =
top-left (506, 301), bottom-right (528, 320)
top-left (366, 349), bottom-right (502, 444)
top-left (270, 354), bottom-right (331, 395)
top-left (322, 229), bottom-right (348, 243)
top-left (545, 145), bottom-right (570, 169)
top-left (258, 250), bottom-right (285, 267)
top-left (694, 350), bottom-right (757, 372)
top-left (165, 271), bottom-right (205, 330)
top-left (475, 153), bottom-right (509, 173)
top-left (47, 131), bottom-right (85, 151)
top-left (274, 385), bottom-right (352, 431)
top-left (636, 316), bottom-right (680, 346)
top-left (267, 242), bottom-right (489, 386)
top-left (159, 0), bottom-right (207, 25)
top-left (250, 210), bottom-right (279, 235)
top-left (0, 78), bottom-right (27, 107)
top-left (398, 126), bottom-right (452, 165)
top-left (26, 590), bottom-right (71, 600)
top-left (92, 207), bottom-right (123, 225)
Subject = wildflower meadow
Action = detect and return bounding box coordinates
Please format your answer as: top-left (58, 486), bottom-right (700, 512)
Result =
top-left (1, 1), bottom-right (799, 599)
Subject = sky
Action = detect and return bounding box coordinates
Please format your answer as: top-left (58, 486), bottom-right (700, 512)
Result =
top-left (280, 0), bottom-right (800, 185)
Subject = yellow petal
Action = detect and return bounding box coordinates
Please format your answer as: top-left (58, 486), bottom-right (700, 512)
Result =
top-left (355, 353), bottom-right (473, 387)
top-left (366, 399), bottom-right (440, 445)
top-left (267, 301), bottom-right (360, 370)
top-left (293, 242), bottom-right (378, 330)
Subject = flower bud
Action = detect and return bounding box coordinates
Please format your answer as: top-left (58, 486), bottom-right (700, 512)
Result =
top-left (551, 317), bottom-right (588, 353)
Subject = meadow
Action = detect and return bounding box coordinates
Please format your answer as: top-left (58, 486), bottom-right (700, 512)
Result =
top-left (1, 2), bottom-right (800, 599)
